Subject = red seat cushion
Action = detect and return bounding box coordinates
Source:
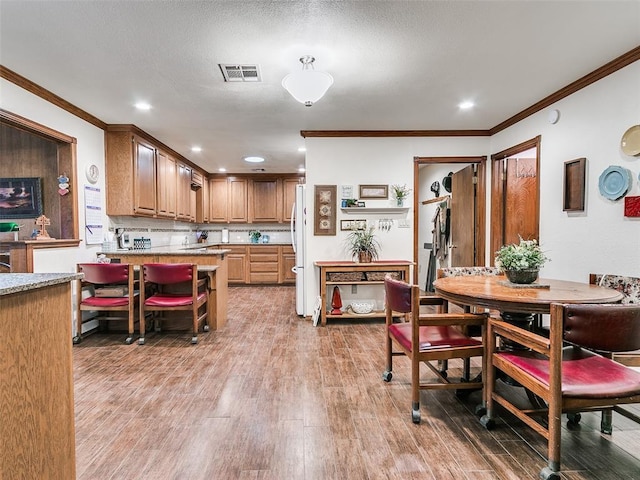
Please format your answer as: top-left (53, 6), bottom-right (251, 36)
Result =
top-left (145, 292), bottom-right (206, 307)
top-left (389, 323), bottom-right (482, 352)
top-left (497, 347), bottom-right (640, 398)
top-left (82, 297), bottom-right (130, 307)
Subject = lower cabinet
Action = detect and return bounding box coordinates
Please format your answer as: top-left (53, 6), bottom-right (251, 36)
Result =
top-left (249, 246), bottom-right (279, 284)
top-left (226, 245), bottom-right (248, 284)
top-left (280, 245), bottom-right (295, 284)
top-left (220, 244), bottom-right (294, 285)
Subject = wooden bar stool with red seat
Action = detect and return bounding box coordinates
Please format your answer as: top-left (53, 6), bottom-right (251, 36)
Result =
top-left (75, 263), bottom-right (138, 344)
top-left (139, 263), bottom-right (209, 345)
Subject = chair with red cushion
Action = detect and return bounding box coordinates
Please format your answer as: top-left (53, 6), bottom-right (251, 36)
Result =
top-left (139, 263), bottom-right (209, 345)
top-left (480, 303), bottom-right (640, 480)
top-left (383, 276), bottom-right (487, 424)
top-left (75, 263), bottom-right (138, 344)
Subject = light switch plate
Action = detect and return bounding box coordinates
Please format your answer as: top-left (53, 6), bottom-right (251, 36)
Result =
top-left (398, 219), bottom-right (411, 228)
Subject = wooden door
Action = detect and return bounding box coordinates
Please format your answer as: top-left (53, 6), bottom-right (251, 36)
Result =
top-left (280, 246), bottom-right (296, 284)
top-left (133, 136), bottom-right (156, 215)
top-left (504, 157), bottom-right (538, 244)
top-left (490, 137), bottom-right (540, 260)
top-left (450, 164), bottom-right (476, 266)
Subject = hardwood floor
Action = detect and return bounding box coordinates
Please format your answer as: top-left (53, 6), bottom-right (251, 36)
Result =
top-left (73, 286), bottom-right (640, 479)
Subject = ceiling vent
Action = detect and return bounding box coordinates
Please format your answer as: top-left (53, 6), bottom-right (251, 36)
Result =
top-left (219, 64), bottom-right (261, 82)
top-left (252, 168), bottom-right (266, 172)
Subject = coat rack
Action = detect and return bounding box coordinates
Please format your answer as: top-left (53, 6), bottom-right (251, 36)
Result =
top-left (421, 194), bottom-right (450, 205)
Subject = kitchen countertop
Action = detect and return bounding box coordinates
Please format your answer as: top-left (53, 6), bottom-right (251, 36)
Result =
top-left (100, 244), bottom-right (232, 255)
top-left (0, 273), bottom-right (83, 296)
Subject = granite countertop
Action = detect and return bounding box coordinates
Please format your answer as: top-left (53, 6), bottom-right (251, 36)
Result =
top-left (0, 273), bottom-right (83, 296)
top-left (101, 244), bottom-right (232, 255)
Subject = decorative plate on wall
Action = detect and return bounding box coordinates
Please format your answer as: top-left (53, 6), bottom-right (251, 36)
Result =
top-left (598, 166), bottom-right (632, 200)
top-left (621, 125), bottom-right (640, 156)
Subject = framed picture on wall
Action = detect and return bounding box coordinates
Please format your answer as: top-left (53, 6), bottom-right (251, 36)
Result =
top-left (0, 177), bottom-right (43, 219)
top-left (563, 158), bottom-right (586, 211)
top-left (359, 184), bottom-right (388, 199)
top-left (314, 185), bottom-right (337, 236)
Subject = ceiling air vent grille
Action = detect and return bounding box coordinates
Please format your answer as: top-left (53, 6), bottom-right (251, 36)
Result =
top-left (219, 64), bottom-right (261, 82)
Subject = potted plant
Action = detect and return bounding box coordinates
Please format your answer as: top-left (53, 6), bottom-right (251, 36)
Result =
top-left (346, 226), bottom-right (381, 263)
top-left (391, 184), bottom-right (411, 207)
top-left (495, 236), bottom-right (549, 284)
top-left (248, 230), bottom-right (261, 243)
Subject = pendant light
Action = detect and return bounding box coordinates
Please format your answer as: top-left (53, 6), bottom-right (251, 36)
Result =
top-left (282, 55), bottom-right (333, 107)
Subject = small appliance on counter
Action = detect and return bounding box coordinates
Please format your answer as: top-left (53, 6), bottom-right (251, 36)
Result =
top-left (115, 228), bottom-right (131, 250)
top-left (221, 227), bottom-right (229, 244)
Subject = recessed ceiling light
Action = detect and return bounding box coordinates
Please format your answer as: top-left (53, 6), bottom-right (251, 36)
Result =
top-left (218, 167), bottom-right (227, 172)
top-left (458, 101), bottom-right (475, 110)
top-left (191, 146), bottom-right (202, 153)
top-left (298, 147), bottom-right (307, 153)
top-left (298, 167), bottom-right (306, 173)
top-left (244, 156), bottom-right (265, 163)
top-left (134, 102), bottom-right (152, 111)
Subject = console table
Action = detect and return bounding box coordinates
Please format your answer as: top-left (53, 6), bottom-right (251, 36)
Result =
top-left (314, 260), bottom-right (412, 326)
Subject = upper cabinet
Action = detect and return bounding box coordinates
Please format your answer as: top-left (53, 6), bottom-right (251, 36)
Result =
top-left (249, 178), bottom-right (281, 222)
top-left (209, 175), bottom-right (303, 224)
top-left (106, 126), bottom-right (201, 221)
top-left (156, 149), bottom-right (177, 218)
top-left (106, 129), bottom-right (157, 217)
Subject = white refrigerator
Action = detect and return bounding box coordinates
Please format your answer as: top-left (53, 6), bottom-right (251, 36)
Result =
top-left (291, 184), bottom-right (306, 316)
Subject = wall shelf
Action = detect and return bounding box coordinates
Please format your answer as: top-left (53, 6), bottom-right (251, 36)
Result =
top-left (341, 207), bottom-right (409, 214)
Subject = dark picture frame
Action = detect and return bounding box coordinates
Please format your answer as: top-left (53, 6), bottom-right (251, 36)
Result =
top-left (0, 177), bottom-right (43, 219)
top-left (314, 185), bottom-right (337, 236)
top-left (563, 158), bottom-right (586, 212)
top-left (359, 184), bottom-right (388, 199)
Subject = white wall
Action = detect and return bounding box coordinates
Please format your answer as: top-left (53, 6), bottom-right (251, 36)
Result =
top-left (490, 62), bottom-right (640, 282)
top-left (1, 79), bottom-right (107, 272)
top-left (304, 136), bottom-right (489, 315)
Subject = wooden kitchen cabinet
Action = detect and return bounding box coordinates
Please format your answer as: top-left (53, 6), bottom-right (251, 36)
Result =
top-left (209, 176), bottom-right (248, 223)
top-left (280, 245), bottom-right (296, 284)
top-left (283, 177), bottom-right (301, 222)
top-left (249, 178), bottom-right (281, 222)
top-left (226, 245), bottom-right (248, 284)
top-left (249, 245), bottom-right (279, 283)
top-left (106, 129), bottom-right (157, 216)
top-left (156, 149), bottom-right (177, 218)
top-left (177, 162), bottom-right (194, 221)
top-left (196, 171), bottom-right (210, 223)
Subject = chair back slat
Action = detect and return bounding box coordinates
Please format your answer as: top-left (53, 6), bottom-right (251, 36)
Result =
top-left (143, 263), bottom-right (194, 285)
top-left (384, 276), bottom-right (412, 313)
top-left (563, 304), bottom-right (640, 353)
top-left (78, 263), bottom-right (130, 284)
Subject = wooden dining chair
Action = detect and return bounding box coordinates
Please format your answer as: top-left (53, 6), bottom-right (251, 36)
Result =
top-left (480, 303), bottom-right (640, 480)
top-left (139, 263), bottom-right (209, 345)
top-left (383, 276), bottom-right (487, 424)
top-left (75, 263), bottom-right (138, 344)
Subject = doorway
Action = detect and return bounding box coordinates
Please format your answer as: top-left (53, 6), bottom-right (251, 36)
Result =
top-left (490, 136), bottom-right (541, 261)
top-left (413, 156), bottom-right (487, 287)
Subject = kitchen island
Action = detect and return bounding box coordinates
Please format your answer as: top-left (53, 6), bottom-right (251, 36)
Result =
top-left (101, 244), bottom-right (230, 330)
top-left (1, 272), bottom-right (83, 479)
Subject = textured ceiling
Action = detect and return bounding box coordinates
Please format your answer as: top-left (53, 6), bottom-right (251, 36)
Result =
top-left (1, 1), bottom-right (639, 173)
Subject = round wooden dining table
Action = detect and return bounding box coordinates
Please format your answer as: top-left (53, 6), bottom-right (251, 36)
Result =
top-left (433, 275), bottom-right (623, 315)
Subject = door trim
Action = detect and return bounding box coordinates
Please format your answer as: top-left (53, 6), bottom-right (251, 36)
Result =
top-left (413, 156), bottom-right (487, 285)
